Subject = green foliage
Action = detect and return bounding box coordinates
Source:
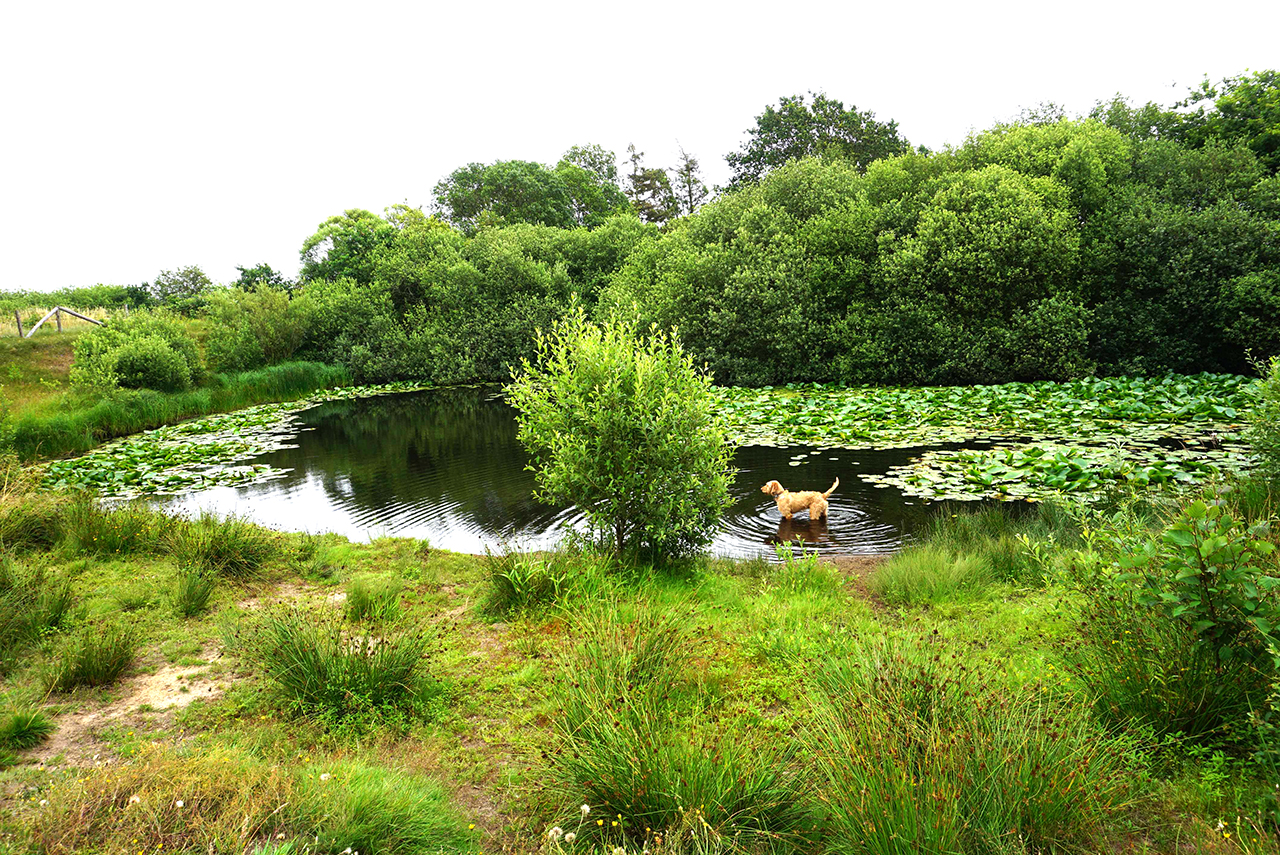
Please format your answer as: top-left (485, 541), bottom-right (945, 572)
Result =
top-left (725, 91), bottom-right (910, 188)
top-left (507, 310), bottom-right (733, 557)
top-left (548, 603), bottom-right (804, 847)
top-left (868, 545), bottom-right (994, 606)
top-left (205, 286), bottom-right (312, 372)
top-left (345, 573), bottom-right (402, 624)
top-left (0, 557), bottom-right (72, 675)
top-left (69, 310), bottom-right (203, 392)
top-left (150, 265), bottom-right (213, 309)
top-left (292, 761), bottom-right (472, 854)
top-left (623, 144), bottom-right (677, 224)
top-left (46, 621), bottom-right (137, 691)
top-left (0, 493), bottom-right (65, 551)
top-left (172, 567), bottom-right (216, 618)
top-left (808, 636), bottom-right (1133, 854)
top-left (0, 706), bottom-right (54, 750)
top-left (434, 149), bottom-right (627, 234)
top-left (1249, 356), bottom-right (1280, 480)
top-left (231, 610), bottom-right (443, 728)
top-left (481, 548), bottom-right (612, 616)
top-left (1125, 499), bottom-right (1278, 664)
top-left (1066, 585), bottom-right (1271, 747)
top-left (61, 497), bottom-right (164, 556)
top-left (167, 511), bottom-right (278, 577)
top-left (299, 208), bottom-right (397, 284)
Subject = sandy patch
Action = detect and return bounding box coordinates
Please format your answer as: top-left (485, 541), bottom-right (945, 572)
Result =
top-left (29, 648), bottom-right (228, 767)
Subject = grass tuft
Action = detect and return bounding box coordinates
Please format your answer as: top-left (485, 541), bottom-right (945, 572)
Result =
top-left (869, 544), bottom-right (992, 606)
top-left (0, 706), bottom-right (55, 750)
top-left (167, 510), bottom-right (277, 577)
top-left (345, 573), bottom-right (402, 624)
top-left (45, 621), bottom-right (137, 692)
top-left (172, 567), bottom-right (216, 618)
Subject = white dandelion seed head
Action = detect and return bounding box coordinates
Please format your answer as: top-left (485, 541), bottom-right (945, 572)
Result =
top-left (175, 800), bottom-right (184, 808)
top-left (129, 795), bottom-right (141, 804)
top-left (565, 832), bottom-right (576, 843)
top-left (580, 804), bottom-right (591, 816)
top-left (320, 773), bottom-right (332, 782)
top-left (39, 799), bottom-right (47, 807)
top-left (548, 826), bottom-right (564, 840)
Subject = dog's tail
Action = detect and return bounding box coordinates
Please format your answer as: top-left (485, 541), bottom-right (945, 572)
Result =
top-left (823, 477), bottom-right (840, 497)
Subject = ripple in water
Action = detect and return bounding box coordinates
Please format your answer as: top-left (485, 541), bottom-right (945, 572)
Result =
top-left (161, 387), bottom-right (956, 558)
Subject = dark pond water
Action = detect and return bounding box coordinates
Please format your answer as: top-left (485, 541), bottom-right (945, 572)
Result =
top-left (162, 387), bottom-right (964, 558)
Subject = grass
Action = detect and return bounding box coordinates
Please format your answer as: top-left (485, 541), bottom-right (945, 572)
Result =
top-left (0, 706), bottom-right (55, 750)
top-left (0, 557), bottom-right (72, 674)
top-left (45, 621), bottom-right (137, 692)
top-left (346, 573), bottom-right (403, 623)
top-left (172, 566), bottom-right (216, 617)
top-left (868, 544), bottom-right (993, 605)
top-left (168, 509), bottom-right (279, 577)
top-left (0, 489), bottom-right (1277, 853)
top-left (229, 609), bottom-right (444, 729)
top-left (4, 355), bottom-right (350, 462)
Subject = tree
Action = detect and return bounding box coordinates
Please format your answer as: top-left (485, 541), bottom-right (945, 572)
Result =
top-left (233, 262), bottom-right (294, 293)
top-left (299, 209), bottom-right (397, 284)
top-left (506, 308), bottom-right (733, 558)
top-left (669, 144), bottom-right (709, 216)
top-left (724, 92), bottom-right (910, 189)
top-left (1180, 70), bottom-right (1280, 174)
top-left (559, 143), bottom-right (620, 186)
top-left (150, 265), bottom-right (212, 303)
top-left (624, 145), bottom-right (677, 224)
top-left (434, 160), bottom-right (576, 233)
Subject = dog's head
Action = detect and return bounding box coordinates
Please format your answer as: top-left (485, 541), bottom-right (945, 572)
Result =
top-left (760, 480), bottom-right (784, 496)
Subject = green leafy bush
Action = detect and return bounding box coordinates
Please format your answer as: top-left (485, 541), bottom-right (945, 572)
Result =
top-left (1248, 355), bottom-right (1280, 480)
top-left (507, 309), bottom-right (733, 558)
top-left (69, 310), bottom-right (203, 392)
top-left (205, 287), bottom-right (313, 372)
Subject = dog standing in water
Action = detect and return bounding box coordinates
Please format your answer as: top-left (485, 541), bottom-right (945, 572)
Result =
top-left (760, 477), bottom-right (839, 520)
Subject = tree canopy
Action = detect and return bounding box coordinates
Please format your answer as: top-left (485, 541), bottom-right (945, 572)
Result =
top-left (724, 92), bottom-right (911, 189)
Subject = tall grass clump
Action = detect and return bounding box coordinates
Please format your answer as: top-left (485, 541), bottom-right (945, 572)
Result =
top-left (45, 621), bottom-right (137, 692)
top-left (345, 573), bottom-right (402, 623)
top-left (167, 510), bottom-right (277, 577)
top-left (0, 557), bottom-right (72, 675)
top-left (60, 495), bottom-right (164, 556)
top-left (807, 634), bottom-right (1133, 854)
top-left (546, 601), bottom-right (805, 848)
top-left (769, 542), bottom-right (845, 596)
top-left (0, 705), bottom-right (55, 750)
top-left (0, 492), bottom-right (66, 551)
top-left (481, 547), bottom-right (612, 616)
top-left (231, 610), bottom-right (443, 728)
top-left (172, 567), bottom-right (216, 618)
top-left (293, 760), bottom-right (473, 855)
top-left (868, 545), bottom-right (993, 606)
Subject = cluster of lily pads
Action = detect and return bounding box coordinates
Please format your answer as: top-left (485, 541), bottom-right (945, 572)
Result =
top-left (714, 374), bottom-right (1258, 502)
top-left (41, 383), bottom-right (431, 498)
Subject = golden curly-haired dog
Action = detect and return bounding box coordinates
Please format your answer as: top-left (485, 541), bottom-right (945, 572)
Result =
top-left (761, 477), bottom-right (839, 520)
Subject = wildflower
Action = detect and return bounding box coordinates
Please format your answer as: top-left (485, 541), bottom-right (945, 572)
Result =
top-left (580, 804), bottom-right (591, 816)
top-left (597, 819), bottom-right (604, 826)
top-left (129, 795), bottom-right (141, 804)
top-left (277, 833), bottom-right (286, 840)
top-left (320, 773), bottom-right (332, 782)
top-left (175, 800), bottom-right (184, 808)
top-left (565, 833), bottom-right (576, 843)
top-left (548, 826), bottom-right (564, 841)
top-left (613, 847), bottom-right (626, 855)
top-left (469, 823), bottom-right (475, 830)
top-left (39, 799), bottom-right (47, 806)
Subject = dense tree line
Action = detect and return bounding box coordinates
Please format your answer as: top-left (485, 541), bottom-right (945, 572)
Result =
top-left (40, 70), bottom-right (1280, 390)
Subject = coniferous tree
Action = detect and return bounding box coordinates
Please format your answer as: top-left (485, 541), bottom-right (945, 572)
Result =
top-left (670, 144), bottom-right (709, 217)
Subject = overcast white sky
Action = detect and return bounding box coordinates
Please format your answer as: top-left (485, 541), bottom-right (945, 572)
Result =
top-left (3, 0), bottom-right (1277, 293)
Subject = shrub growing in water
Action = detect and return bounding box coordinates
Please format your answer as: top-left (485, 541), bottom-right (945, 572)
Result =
top-left (507, 309), bottom-right (733, 558)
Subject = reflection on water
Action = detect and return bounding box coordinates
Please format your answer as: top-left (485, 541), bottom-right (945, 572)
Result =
top-left (161, 387), bottom-right (959, 558)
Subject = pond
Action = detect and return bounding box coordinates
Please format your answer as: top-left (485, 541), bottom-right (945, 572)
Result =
top-left (159, 387), bottom-right (964, 557)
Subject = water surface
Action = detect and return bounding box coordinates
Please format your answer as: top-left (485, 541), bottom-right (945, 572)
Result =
top-left (163, 387), bottom-right (961, 557)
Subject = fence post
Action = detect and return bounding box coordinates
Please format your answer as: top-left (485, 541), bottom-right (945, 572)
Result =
top-left (55, 308), bottom-right (62, 333)
top-left (13, 310), bottom-right (21, 338)
top-left (124, 304), bottom-right (129, 317)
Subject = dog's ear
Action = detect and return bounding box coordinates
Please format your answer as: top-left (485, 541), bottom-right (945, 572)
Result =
top-left (762, 480), bottom-right (781, 495)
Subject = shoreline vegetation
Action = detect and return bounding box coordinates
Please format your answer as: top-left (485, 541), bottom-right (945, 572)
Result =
top-left (3, 72), bottom-right (1280, 853)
